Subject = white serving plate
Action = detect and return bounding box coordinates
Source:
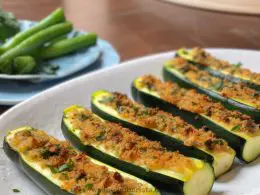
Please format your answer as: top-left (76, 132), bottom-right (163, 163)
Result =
top-left (0, 49), bottom-right (259, 195)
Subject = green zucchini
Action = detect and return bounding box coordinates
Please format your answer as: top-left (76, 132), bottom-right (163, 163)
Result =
top-left (163, 58), bottom-right (260, 121)
top-left (91, 90), bottom-right (235, 177)
top-left (4, 127), bottom-right (158, 195)
top-left (62, 105), bottom-right (214, 195)
top-left (131, 75), bottom-right (260, 163)
top-left (176, 48), bottom-right (260, 91)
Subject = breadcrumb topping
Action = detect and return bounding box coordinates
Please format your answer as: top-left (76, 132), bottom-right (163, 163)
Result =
top-left (187, 47), bottom-right (260, 85)
top-left (138, 75), bottom-right (260, 136)
top-left (9, 129), bottom-right (151, 195)
top-left (166, 57), bottom-right (260, 108)
top-left (97, 92), bottom-right (232, 153)
top-left (65, 107), bottom-right (202, 179)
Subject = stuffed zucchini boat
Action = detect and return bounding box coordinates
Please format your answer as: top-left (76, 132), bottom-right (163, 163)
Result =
top-left (91, 90), bottom-right (235, 177)
top-left (62, 105), bottom-right (214, 195)
top-left (176, 47), bottom-right (260, 91)
top-left (4, 126), bottom-right (158, 195)
top-left (132, 75), bottom-right (260, 163)
top-left (163, 57), bottom-right (260, 121)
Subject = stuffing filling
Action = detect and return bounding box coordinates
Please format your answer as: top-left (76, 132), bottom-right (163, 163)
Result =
top-left (96, 92), bottom-right (232, 154)
top-left (9, 129), bottom-right (152, 195)
top-left (185, 47), bottom-right (260, 85)
top-left (166, 57), bottom-right (260, 108)
top-left (65, 107), bottom-right (203, 180)
top-left (138, 75), bottom-right (260, 137)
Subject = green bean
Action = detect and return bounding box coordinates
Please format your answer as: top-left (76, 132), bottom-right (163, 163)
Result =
top-left (13, 56), bottom-right (36, 74)
top-left (0, 59), bottom-right (12, 74)
top-left (38, 33), bottom-right (97, 59)
top-left (48, 34), bottom-right (68, 45)
top-left (0, 22), bottom-right (72, 73)
top-left (0, 8), bottom-right (65, 54)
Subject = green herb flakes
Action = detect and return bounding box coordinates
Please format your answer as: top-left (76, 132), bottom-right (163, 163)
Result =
top-left (12, 189), bottom-right (20, 193)
top-left (96, 131), bottom-right (106, 141)
top-left (231, 125), bottom-right (241, 132)
top-left (85, 183), bottom-right (93, 190)
top-left (233, 62), bottom-right (242, 68)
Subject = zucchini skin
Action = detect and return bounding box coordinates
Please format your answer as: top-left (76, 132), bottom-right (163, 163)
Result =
top-left (163, 66), bottom-right (260, 122)
top-left (91, 100), bottom-right (214, 164)
top-left (175, 52), bottom-right (260, 91)
top-left (3, 137), bottom-right (71, 195)
top-left (62, 117), bottom-right (187, 195)
top-left (131, 83), bottom-right (248, 162)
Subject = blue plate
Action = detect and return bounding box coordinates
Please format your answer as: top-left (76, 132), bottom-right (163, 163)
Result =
top-left (0, 21), bottom-right (120, 105)
top-left (0, 21), bottom-right (101, 82)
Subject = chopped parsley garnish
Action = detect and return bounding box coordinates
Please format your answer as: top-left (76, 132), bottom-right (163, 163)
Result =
top-left (50, 166), bottom-right (59, 173)
top-left (96, 131), bottom-right (106, 141)
top-left (231, 125), bottom-right (241, 132)
top-left (50, 159), bottom-right (74, 173)
top-left (12, 189), bottom-right (20, 193)
top-left (40, 145), bottom-right (61, 159)
top-left (205, 139), bottom-right (224, 150)
top-left (85, 183), bottom-right (93, 190)
top-left (79, 114), bottom-right (89, 121)
top-left (58, 159), bottom-right (74, 172)
top-left (233, 62), bottom-right (242, 68)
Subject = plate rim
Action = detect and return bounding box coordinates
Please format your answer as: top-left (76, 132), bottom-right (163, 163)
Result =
top-left (1, 48), bottom-right (259, 116)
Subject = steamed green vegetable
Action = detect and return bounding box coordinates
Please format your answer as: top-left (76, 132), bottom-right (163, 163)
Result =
top-left (0, 22), bottom-right (73, 73)
top-left (13, 56), bottom-right (36, 74)
top-left (0, 8), bottom-right (65, 54)
top-left (38, 33), bottom-right (97, 59)
top-left (0, 9), bottom-right (20, 42)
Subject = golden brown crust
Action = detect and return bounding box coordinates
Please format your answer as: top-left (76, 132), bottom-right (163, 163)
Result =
top-left (138, 75), bottom-right (260, 136)
top-left (188, 47), bottom-right (260, 85)
top-left (66, 107), bottom-right (201, 177)
top-left (9, 129), bottom-right (147, 195)
top-left (98, 92), bottom-right (231, 153)
top-left (166, 57), bottom-right (260, 108)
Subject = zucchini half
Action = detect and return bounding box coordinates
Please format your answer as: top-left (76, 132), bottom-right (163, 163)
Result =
top-left (176, 48), bottom-right (260, 91)
top-left (163, 59), bottom-right (260, 121)
top-left (62, 105), bottom-right (215, 195)
top-left (4, 127), bottom-right (158, 195)
top-left (132, 76), bottom-right (260, 163)
top-left (91, 90), bottom-right (235, 177)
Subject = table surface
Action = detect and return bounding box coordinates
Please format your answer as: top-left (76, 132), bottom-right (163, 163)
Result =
top-left (1, 0), bottom-right (260, 115)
